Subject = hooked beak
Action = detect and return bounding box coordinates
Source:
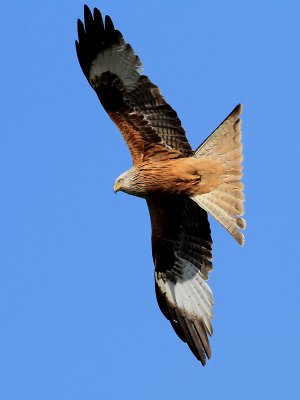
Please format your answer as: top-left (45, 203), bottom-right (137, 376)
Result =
top-left (113, 183), bottom-right (120, 193)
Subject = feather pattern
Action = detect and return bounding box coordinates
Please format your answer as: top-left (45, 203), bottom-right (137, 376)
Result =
top-left (192, 104), bottom-right (245, 244)
top-left (76, 5), bottom-right (192, 164)
top-left (148, 197), bottom-right (213, 365)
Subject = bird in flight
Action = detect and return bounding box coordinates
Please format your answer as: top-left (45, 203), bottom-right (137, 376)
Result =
top-left (76, 5), bottom-right (245, 365)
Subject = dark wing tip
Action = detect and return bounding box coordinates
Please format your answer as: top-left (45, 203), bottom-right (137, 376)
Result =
top-left (76, 5), bottom-right (121, 81)
top-left (76, 6), bottom-right (104, 81)
top-left (105, 15), bottom-right (115, 32)
top-left (173, 309), bottom-right (207, 366)
top-left (84, 4), bottom-right (93, 19)
top-left (104, 15), bottom-right (118, 46)
top-left (83, 4), bottom-right (91, 14)
top-left (93, 7), bottom-right (104, 31)
top-left (77, 18), bottom-right (85, 41)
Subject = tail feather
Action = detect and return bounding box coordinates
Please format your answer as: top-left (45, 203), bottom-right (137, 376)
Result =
top-left (191, 104), bottom-right (245, 245)
top-left (192, 192), bottom-right (245, 245)
top-left (194, 104), bottom-right (242, 160)
top-left (209, 190), bottom-right (243, 215)
top-left (209, 189), bottom-right (243, 213)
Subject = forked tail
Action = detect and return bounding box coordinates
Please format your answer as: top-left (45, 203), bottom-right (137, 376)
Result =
top-left (191, 104), bottom-right (245, 245)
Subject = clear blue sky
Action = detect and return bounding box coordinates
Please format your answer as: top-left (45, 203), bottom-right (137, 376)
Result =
top-left (1, 1), bottom-right (299, 399)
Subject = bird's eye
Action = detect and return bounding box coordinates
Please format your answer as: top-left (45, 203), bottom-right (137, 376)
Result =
top-left (118, 178), bottom-right (124, 184)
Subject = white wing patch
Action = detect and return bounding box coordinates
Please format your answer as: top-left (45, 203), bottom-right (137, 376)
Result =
top-left (156, 255), bottom-right (214, 336)
top-left (90, 41), bottom-right (142, 92)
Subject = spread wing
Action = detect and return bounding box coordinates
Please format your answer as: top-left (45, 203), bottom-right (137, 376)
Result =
top-left (147, 196), bottom-right (214, 365)
top-left (76, 5), bottom-right (192, 164)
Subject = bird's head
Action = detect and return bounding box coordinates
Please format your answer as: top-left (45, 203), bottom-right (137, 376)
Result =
top-left (113, 173), bottom-right (127, 194)
top-left (113, 167), bottom-right (146, 197)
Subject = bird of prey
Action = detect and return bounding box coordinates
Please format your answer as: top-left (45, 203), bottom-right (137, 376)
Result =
top-left (76, 5), bottom-right (245, 365)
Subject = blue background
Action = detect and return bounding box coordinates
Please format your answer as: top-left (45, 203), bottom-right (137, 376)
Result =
top-left (1, 1), bottom-right (299, 399)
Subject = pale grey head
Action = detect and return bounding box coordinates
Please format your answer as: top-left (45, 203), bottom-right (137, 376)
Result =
top-left (113, 166), bottom-right (146, 197)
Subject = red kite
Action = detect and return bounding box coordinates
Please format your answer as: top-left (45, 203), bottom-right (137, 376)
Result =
top-left (76, 5), bottom-right (245, 365)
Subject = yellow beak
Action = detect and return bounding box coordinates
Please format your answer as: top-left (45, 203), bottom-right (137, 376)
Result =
top-left (113, 183), bottom-right (120, 193)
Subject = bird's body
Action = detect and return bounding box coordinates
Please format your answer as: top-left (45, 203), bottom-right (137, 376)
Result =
top-left (76, 5), bottom-right (245, 365)
top-left (114, 158), bottom-right (225, 198)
